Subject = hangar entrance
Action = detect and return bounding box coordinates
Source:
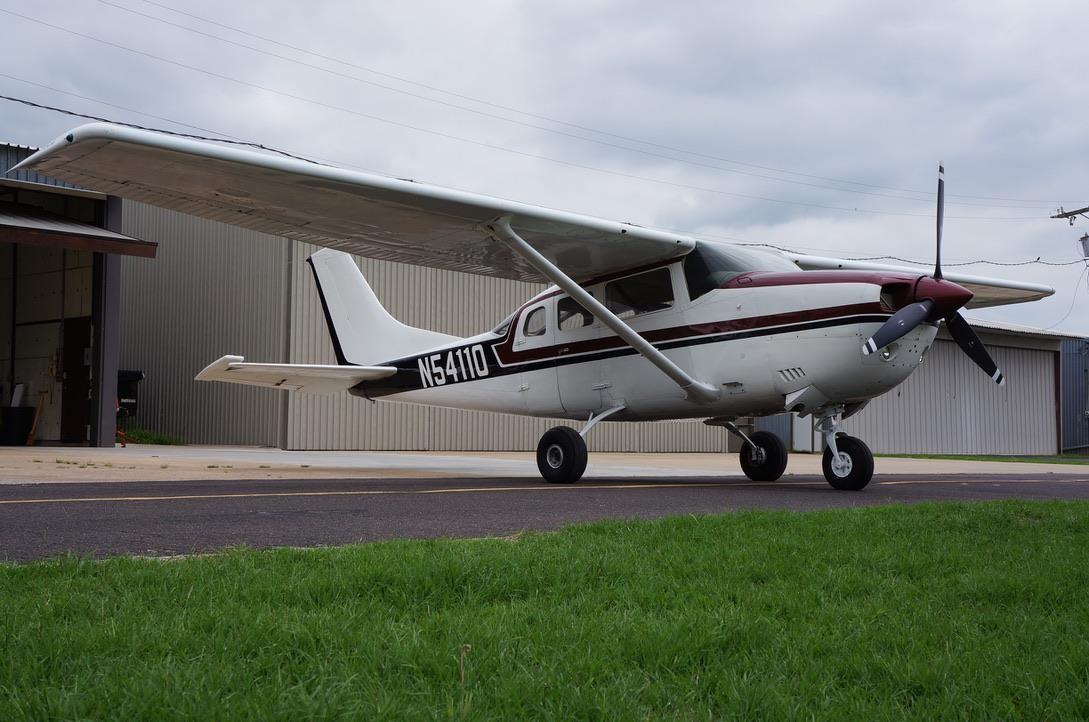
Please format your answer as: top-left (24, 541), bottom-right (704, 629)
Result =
top-left (0, 171), bottom-right (156, 446)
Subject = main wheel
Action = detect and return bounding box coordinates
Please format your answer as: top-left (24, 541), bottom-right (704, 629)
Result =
top-left (536, 426), bottom-right (588, 484)
top-left (822, 435), bottom-right (874, 490)
top-left (739, 431), bottom-right (788, 482)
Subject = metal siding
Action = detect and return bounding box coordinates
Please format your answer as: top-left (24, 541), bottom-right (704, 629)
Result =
top-left (116, 201), bottom-right (289, 445)
top-left (1062, 339), bottom-right (1089, 452)
top-left (842, 339), bottom-right (1057, 454)
top-left (284, 242), bottom-right (727, 452)
top-left (1, 145), bottom-right (85, 190)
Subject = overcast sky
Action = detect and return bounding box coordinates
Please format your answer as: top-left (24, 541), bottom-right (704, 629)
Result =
top-left (2, 0), bottom-right (1087, 333)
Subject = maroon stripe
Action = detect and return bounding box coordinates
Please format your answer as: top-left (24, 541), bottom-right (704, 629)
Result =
top-left (492, 301), bottom-right (886, 364)
top-left (723, 270), bottom-right (920, 290)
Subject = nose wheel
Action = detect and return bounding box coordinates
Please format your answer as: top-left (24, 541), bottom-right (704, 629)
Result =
top-left (821, 433), bottom-right (874, 490)
top-left (815, 410), bottom-right (874, 490)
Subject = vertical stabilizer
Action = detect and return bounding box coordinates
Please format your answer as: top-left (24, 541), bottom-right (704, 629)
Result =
top-left (307, 249), bottom-right (459, 365)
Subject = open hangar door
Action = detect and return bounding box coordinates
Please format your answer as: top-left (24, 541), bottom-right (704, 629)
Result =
top-left (1, 145), bottom-right (156, 446)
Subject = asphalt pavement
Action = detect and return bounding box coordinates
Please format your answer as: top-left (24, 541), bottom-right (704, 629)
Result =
top-left (2, 472), bottom-right (1088, 562)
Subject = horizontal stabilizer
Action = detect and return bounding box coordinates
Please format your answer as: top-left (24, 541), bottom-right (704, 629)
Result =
top-left (195, 355), bottom-right (396, 394)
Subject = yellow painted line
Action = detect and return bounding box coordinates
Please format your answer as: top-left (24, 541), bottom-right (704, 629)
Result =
top-left (0, 480), bottom-right (828, 506)
top-left (1, 476), bottom-right (1085, 506)
top-left (879, 477), bottom-right (1089, 486)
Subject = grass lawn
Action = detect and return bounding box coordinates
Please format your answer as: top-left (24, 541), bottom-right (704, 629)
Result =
top-left (3, 501), bottom-right (1089, 719)
top-left (878, 453), bottom-right (1089, 465)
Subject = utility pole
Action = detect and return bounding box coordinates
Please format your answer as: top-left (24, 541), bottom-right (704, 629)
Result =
top-left (1052, 205), bottom-right (1089, 226)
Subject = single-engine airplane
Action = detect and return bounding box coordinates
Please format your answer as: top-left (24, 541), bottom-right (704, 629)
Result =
top-left (15, 125), bottom-right (1055, 489)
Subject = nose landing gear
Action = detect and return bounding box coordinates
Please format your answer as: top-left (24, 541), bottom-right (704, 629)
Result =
top-left (816, 411), bottom-right (874, 490)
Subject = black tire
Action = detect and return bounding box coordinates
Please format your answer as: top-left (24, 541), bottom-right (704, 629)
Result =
top-left (739, 431), bottom-right (788, 482)
top-left (536, 426), bottom-right (588, 484)
top-left (822, 435), bottom-right (874, 490)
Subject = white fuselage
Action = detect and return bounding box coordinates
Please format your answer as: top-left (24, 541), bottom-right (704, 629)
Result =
top-left (356, 260), bottom-right (936, 424)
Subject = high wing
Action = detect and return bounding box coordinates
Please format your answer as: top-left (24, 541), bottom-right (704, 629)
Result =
top-left (195, 355), bottom-right (395, 394)
top-left (13, 123), bottom-right (693, 283)
top-left (784, 253), bottom-right (1054, 309)
top-left (14, 123), bottom-right (1051, 309)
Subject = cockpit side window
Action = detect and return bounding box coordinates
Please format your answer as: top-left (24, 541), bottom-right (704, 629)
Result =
top-left (557, 295), bottom-right (595, 331)
top-left (683, 242), bottom-right (798, 301)
top-left (605, 268), bottom-right (674, 320)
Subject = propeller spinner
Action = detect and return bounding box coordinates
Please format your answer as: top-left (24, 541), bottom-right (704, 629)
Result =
top-left (861, 164), bottom-right (1006, 385)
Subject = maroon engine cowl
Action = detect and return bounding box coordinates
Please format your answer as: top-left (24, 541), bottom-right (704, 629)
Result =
top-left (912, 276), bottom-right (973, 319)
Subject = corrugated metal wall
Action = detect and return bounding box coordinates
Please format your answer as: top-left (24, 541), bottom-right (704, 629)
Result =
top-left (1061, 338), bottom-right (1089, 452)
top-left (111, 205), bottom-right (1061, 455)
top-left (841, 338), bottom-right (1058, 454)
top-left (283, 241), bottom-right (728, 451)
top-left (1, 145), bottom-right (85, 191)
top-left (116, 201), bottom-right (290, 446)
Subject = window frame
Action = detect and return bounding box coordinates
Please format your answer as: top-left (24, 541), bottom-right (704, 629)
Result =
top-left (521, 305), bottom-right (547, 337)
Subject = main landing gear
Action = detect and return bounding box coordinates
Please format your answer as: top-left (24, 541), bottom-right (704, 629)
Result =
top-left (815, 411), bottom-right (874, 490)
top-left (722, 422), bottom-right (789, 482)
top-left (535, 405), bottom-right (625, 484)
top-left (536, 426), bottom-right (588, 484)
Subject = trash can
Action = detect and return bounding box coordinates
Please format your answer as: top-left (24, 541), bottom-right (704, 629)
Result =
top-left (117, 370), bottom-right (145, 421)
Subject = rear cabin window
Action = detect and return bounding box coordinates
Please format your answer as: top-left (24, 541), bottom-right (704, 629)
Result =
top-left (683, 242), bottom-right (799, 301)
top-left (523, 307), bottom-right (546, 336)
top-left (605, 268), bottom-right (674, 320)
top-left (492, 311), bottom-right (516, 337)
top-left (558, 295), bottom-right (595, 331)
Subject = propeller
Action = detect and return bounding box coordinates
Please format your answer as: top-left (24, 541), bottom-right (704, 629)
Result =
top-left (861, 164), bottom-right (1005, 385)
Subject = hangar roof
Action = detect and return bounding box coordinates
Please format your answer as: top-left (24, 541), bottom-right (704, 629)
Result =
top-left (0, 202), bottom-right (157, 258)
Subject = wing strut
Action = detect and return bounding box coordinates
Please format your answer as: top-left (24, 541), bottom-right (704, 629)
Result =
top-left (487, 216), bottom-right (720, 404)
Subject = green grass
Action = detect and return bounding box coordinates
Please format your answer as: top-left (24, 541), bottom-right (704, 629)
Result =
top-left (878, 452), bottom-right (1089, 465)
top-left (119, 425), bottom-right (185, 445)
top-left (3, 502), bottom-right (1089, 719)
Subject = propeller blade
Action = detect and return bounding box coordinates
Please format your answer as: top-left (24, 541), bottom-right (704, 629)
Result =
top-left (862, 300), bottom-right (934, 355)
top-left (935, 163), bottom-right (944, 280)
top-left (945, 312), bottom-right (1005, 385)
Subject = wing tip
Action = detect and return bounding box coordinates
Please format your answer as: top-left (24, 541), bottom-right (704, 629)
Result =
top-left (195, 354), bottom-right (244, 382)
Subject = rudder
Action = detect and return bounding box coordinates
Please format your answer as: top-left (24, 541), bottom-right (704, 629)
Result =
top-left (307, 249), bottom-right (458, 366)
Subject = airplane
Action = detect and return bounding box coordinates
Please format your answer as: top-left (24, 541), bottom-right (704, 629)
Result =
top-left (14, 124), bottom-right (1055, 490)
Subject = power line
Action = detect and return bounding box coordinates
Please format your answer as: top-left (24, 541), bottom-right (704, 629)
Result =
top-left (90, 0), bottom-right (1054, 212)
top-left (0, 9), bottom-right (1047, 222)
top-left (6, 90), bottom-right (1085, 282)
top-left (1044, 263), bottom-right (1089, 330)
top-left (130, 0), bottom-right (1071, 208)
top-left (0, 94), bottom-right (319, 163)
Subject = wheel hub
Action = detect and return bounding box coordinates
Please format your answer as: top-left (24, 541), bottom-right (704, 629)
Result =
top-left (546, 444), bottom-right (564, 469)
top-left (748, 445), bottom-right (767, 465)
top-left (831, 451), bottom-right (853, 477)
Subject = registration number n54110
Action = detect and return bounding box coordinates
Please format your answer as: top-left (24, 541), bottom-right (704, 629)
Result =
top-left (417, 344), bottom-right (491, 387)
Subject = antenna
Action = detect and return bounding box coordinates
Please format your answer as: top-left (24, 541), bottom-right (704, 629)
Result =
top-left (935, 163), bottom-right (944, 280)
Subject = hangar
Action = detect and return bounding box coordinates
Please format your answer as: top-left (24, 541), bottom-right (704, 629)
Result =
top-left (0, 143), bottom-right (155, 446)
top-left (0, 141), bottom-right (1076, 454)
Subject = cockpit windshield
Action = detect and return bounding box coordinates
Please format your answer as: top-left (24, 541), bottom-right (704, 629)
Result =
top-left (683, 242), bottom-right (799, 300)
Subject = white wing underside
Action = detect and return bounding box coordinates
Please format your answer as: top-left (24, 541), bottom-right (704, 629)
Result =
top-left (15, 124), bottom-right (692, 283)
top-left (195, 355), bottom-right (395, 394)
top-left (15, 123), bottom-right (1053, 306)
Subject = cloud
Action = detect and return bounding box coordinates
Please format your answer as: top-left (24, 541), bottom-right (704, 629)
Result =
top-left (2, 0), bottom-right (1087, 333)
